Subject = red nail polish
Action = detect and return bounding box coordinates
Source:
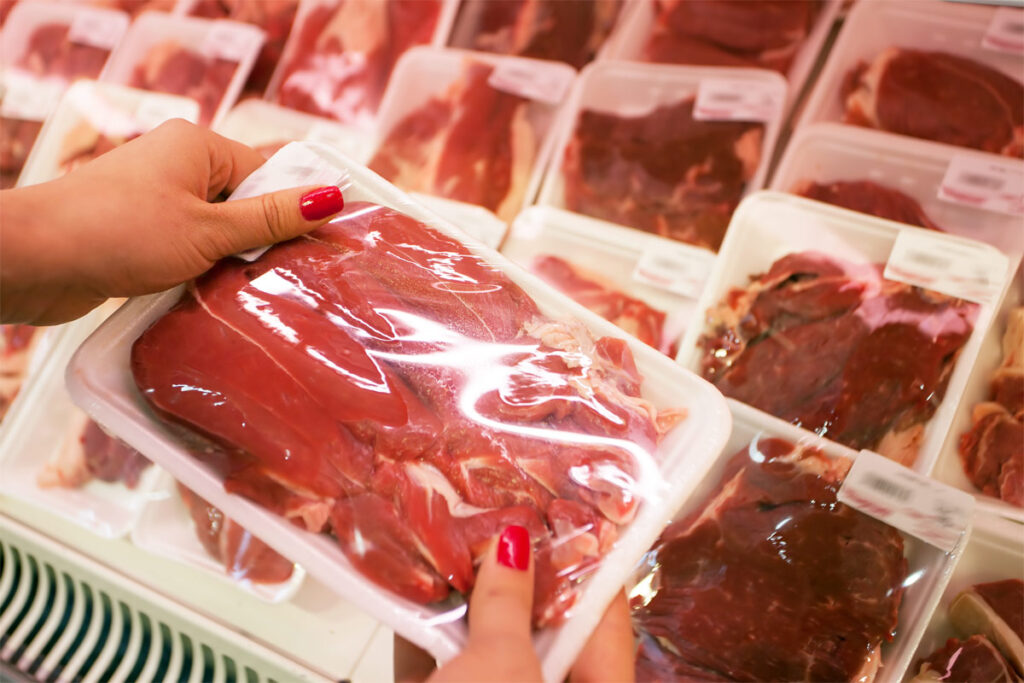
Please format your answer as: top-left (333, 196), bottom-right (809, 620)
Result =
top-left (299, 186), bottom-right (344, 221)
top-left (497, 525), bottom-right (530, 571)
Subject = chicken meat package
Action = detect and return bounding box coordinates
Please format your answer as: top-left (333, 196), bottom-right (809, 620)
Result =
top-left (537, 61), bottom-right (786, 253)
top-left (182, 0), bottom-right (299, 95)
top-left (907, 511), bottom-right (1023, 682)
top-left (0, 2), bottom-right (128, 187)
top-left (16, 80), bottom-right (199, 188)
top-left (677, 191), bottom-right (1012, 474)
top-left (798, 1), bottom-right (1024, 158)
top-left (99, 10), bottom-right (263, 126)
top-left (66, 142), bottom-right (732, 681)
top-left (132, 471), bottom-right (305, 603)
top-left (445, 0), bottom-right (623, 70)
top-left (0, 306), bottom-right (163, 539)
top-left (772, 124), bottom-right (1024, 258)
top-left (501, 206), bottom-right (710, 358)
top-left (630, 401), bottom-right (969, 683)
top-left (932, 261), bottom-right (1024, 519)
top-left (266, 0), bottom-right (455, 129)
top-left (602, 0), bottom-right (839, 106)
top-left (369, 46), bottom-right (575, 224)
top-left (214, 98), bottom-right (371, 163)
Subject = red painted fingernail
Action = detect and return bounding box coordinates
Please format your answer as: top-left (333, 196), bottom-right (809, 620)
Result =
top-left (299, 186), bottom-right (343, 221)
top-left (497, 525), bottom-right (530, 571)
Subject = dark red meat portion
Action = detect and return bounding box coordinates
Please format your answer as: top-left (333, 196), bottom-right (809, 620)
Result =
top-left (699, 251), bottom-right (978, 465)
top-left (17, 23), bottom-right (111, 81)
top-left (974, 579), bottom-right (1024, 642)
top-left (563, 97), bottom-right (762, 252)
top-left (129, 41), bottom-right (237, 126)
top-left (631, 438), bottom-right (907, 682)
top-left (797, 179), bottom-right (944, 231)
top-left (914, 636), bottom-right (1017, 682)
top-left (81, 419), bottom-right (151, 488)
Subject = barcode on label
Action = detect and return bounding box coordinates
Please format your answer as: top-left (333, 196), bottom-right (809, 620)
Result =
top-left (903, 249), bottom-right (952, 270)
top-left (631, 245), bottom-right (714, 298)
top-left (694, 78), bottom-right (784, 122)
top-left (708, 92), bottom-right (744, 103)
top-left (958, 172), bottom-right (1005, 191)
top-left (862, 474), bottom-right (912, 503)
top-left (885, 229), bottom-right (1006, 303)
top-left (938, 155), bottom-right (1024, 217)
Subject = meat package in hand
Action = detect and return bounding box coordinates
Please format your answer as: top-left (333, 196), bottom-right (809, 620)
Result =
top-left (631, 438), bottom-right (907, 682)
top-left (531, 255), bottom-right (671, 354)
top-left (0, 325), bottom-right (39, 420)
top-left (644, 0), bottom-right (822, 73)
top-left (274, 0), bottom-right (441, 126)
top-left (796, 179), bottom-right (945, 231)
top-left (369, 61), bottom-right (537, 222)
top-left (448, 0), bottom-right (621, 70)
top-left (129, 41), bottom-right (238, 125)
top-left (177, 483), bottom-right (295, 585)
top-left (699, 251), bottom-right (978, 466)
top-left (841, 49), bottom-right (1024, 158)
top-left (960, 308), bottom-right (1024, 507)
top-left (38, 414), bottom-right (152, 490)
top-left (563, 97), bottom-right (763, 251)
top-left (131, 200), bottom-right (683, 626)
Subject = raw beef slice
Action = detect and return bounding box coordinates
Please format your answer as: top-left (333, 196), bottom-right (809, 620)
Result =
top-left (368, 61), bottom-right (535, 222)
top-left (563, 97), bottom-right (762, 252)
top-left (0, 324), bottom-right (38, 419)
top-left (131, 200), bottom-right (684, 626)
top-left (949, 580), bottom-right (1024, 674)
top-left (796, 179), bottom-right (944, 231)
top-left (130, 41), bottom-right (238, 126)
top-left (631, 438), bottom-right (907, 682)
top-left (699, 251), bottom-right (978, 465)
top-left (38, 414), bottom-right (152, 489)
top-left (912, 636), bottom-right (1017, 683)
top-left (842, 49), bottom-right (1024, 158)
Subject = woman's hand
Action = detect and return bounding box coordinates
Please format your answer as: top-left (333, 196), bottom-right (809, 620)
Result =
top-left (394, 525), bottom-right (636, 683)
top-left (0, 118), bottom-right (344, 324)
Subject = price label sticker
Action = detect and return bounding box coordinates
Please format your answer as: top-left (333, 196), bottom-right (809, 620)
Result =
top-left (839, 450), bottom-right (973, 553)
top-left (488, 61), bottom-right (572, 105)
top-left (694, 78), bottom-right (784, 122)
top-left (982, 6), bottom-right (1024, 54)
top-left (0, 71), bottom-right (64, 120)
top-left (632, 245), bottom-right (715, 299)
top-left (68, 9), bottom-right (126, 50)
top-left (134, 95), bottom-right (200, 131)
top-left (938, 155), bottom-right (1024, 216)
top-left (203, 21), bottom-right (260, 62)
top-left (884, 229), bottom-right (1007, 303)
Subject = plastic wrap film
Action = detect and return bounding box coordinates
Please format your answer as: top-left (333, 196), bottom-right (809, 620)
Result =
top-left (272, 0), bottom-right (442, 127)
top-left (698, 250), bottom-right (978, 467)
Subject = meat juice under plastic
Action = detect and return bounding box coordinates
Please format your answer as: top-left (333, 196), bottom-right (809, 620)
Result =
top-left (630, 437), bottom-right (907, 682)
top-left (699, 251), bottom-right (978, 466)
top-left (131, 201), bottom-right (681, 626)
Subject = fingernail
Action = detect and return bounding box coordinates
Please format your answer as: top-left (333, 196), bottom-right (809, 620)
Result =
top-left (299, 186), bottom-right (344, 221)
top-left (497, 525), bottom-right (530, 571)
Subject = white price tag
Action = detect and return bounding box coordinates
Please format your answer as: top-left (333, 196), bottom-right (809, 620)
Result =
top-left (68, 9), bottom-right (126, 50)
top-left (938, 155), bottom-right (1024, 216)
top-left (632, 245), bottom-right (715, 299)
top-left (487, 61), bottom-right (572, 105)
top-left (202, 21), bottom-right (260, 62)
top-left (884, 229), bottom-right (1007, 303)
top-left (0, 71), bottom-right (64, 121)
top-left (982, 7), bottom-right (1024, 54)
top-left (134, 95), bottom-right (200, 131)
top-left (838, 450), bottom-right (973, 553)
top-left (694, 78), bottom-right (784, 122)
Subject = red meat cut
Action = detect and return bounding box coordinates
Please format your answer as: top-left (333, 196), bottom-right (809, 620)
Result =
top-left (531, 255), bottom-right (670, 353)
top-left (448, 0), bottom-right (621, 70)
top-left (274, 0), bottom-right (440, 126)
top-left (562, 97), bottom-right (762, 252)
top-left (0, 324), bottom-right (38, 420)
top-left (131, 201), bottom-right (682, 625)
top-left (699, 251), bottom-right (978, 465)
top-left (631, 438), bottom-right (907, 682)
top-left (368, 61), bottom-right (536, 222)
top-left (913, 636), bottom-right (1017, 682)
top-left (16, 22), bottom-right (112, 81)
top-left (129, 41), bottom-right (238, 125)
top-left (38, 415), bottom-right (152, 489)
top-left (842, 49), bottom-right (1024, 158)
top-left (796, 179), bottom-right (944, 231)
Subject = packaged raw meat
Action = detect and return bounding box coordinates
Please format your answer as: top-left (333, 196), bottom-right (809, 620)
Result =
top-left (16, 80), bottom-right (199, 188)
top-left (677, 192), bottom-right (1009, 473)
top-left (66, 142), bottom-right (732, 681)
top-left (538, 62), bottom-right (785, 252)
top-left (214, 98), bottom-right (371, 165)
top-left (798, 1), bottom-right (1024, 157)
top-left (370, 48), bottom-right (574, 222)
top-left (630, 402), bottom-right (967, 683)
top-left (130, 471), bottom-right (305, 602)
top-left (446, 0), bottom-right (622, 70)
top-left (184, 0), bottom-right (298, 95)
top-left (0, 324), bottom-right (44, 422)
top-left (501, 206), bottom-right (706, 357)
top-left (99, 11), bottom-right (264, 126)
top-left (267, 0), bottom-right (448, 128)
top-left (771, 124), bottom-right (1024, 257)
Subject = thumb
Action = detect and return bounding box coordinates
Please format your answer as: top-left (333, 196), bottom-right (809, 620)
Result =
top-left (467, 525), bottom-right (536, 648)
top-left (199, 184), bottom-right (344, 257)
